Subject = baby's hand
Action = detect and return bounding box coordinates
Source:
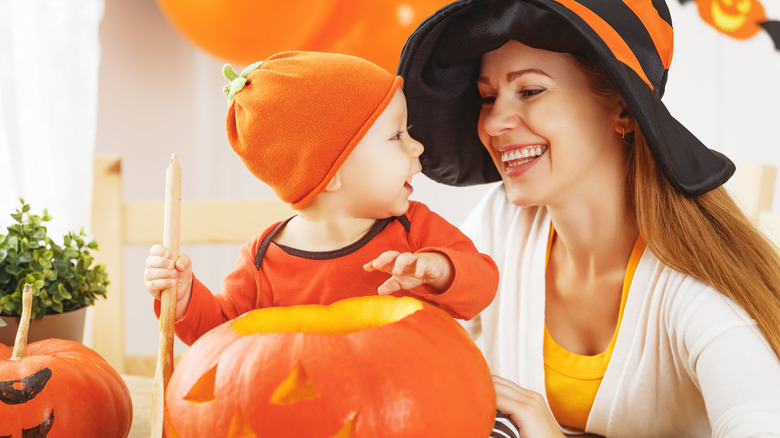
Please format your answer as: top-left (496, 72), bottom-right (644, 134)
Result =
top-left (143, 244), bottom-right (193, 320)
top-left (364, 251), bottom-right (453, 295)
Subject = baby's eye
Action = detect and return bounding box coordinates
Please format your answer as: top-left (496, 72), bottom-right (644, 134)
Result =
top-left (391, 125), bottom-right (414, 141)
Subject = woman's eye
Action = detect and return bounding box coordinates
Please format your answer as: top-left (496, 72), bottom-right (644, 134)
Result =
top-left (480, 96), bottom-right (496, 106)
top-left (519, 88), bottom-right (544, 98)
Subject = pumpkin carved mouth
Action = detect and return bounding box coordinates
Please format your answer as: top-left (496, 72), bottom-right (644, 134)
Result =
top-left (0, 410), bottom-right (55, 438)
top-left (711, 0), bottom-right (750, 32)
top-left (230, 295), bottom-right (423, 336)
top-left (166, 295), bottom-right (497, 438)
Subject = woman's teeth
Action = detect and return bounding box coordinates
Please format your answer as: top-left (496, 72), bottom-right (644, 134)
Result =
top-left (501, 146), bottom-right (547, 167)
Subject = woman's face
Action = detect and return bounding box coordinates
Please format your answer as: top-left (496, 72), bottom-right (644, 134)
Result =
top-left (477, 40), bottom-right (628, 208)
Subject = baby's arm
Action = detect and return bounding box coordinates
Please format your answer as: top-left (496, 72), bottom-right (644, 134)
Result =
top-left (364, 250), bottom-right (455, 295)
top-left (143, 244), bottom-right (193, 320)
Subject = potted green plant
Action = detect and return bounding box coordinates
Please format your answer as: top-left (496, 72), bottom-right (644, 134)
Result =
top-left (0, 199), bottom-right (109, 344)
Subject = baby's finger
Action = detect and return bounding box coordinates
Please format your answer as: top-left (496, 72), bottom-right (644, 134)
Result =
top-left (175, 254), bottom-right (192, 271)
top-left (144, 267), bottom-right (178, 282)
top-left (364, 250), bottom-right (401, 272)
top-left (145, 278), bottom-right (175, 294)
top-left (413, 256), bottom-right (429, 278)
top-left (146, 254), bottom-right (174, 269)
top-left (149, 244), bottom-right (170, 257)
top-left (392, 252), bottom-right (419, 276)
top-left (377, 277), bottom-right (402, 295)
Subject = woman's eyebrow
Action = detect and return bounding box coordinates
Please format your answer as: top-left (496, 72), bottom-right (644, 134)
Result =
top-left (477, 68), bottom-right (552, 85)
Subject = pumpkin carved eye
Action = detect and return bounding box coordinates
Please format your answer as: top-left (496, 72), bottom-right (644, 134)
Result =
top-left (0, 369), bottom-right (55, 437)
top-left (0, 368), bottom-right (53, 405)
top-left (183, 364), bottom-right (218, 403)
top-left (166, 296), bottom-right (497, 438)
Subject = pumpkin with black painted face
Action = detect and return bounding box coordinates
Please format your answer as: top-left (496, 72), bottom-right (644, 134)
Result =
top-left (165, 295), bottom-right (496, 437)
top-left (0, 285), bottom-right (132, 437)
top-left (698, 0), bottom-right (767, 38)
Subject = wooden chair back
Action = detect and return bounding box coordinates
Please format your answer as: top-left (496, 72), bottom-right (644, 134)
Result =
top-left (89, 154), bottom-right (293, 374)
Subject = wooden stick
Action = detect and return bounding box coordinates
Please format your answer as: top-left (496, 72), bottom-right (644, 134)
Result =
top-left (150, 154), bottom-right (182, 437)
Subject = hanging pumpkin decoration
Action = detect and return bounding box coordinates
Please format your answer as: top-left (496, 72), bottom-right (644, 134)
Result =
top-left (153, 0), bottom-right (452, 72)
top-left (678, 0), bottom-right (780, 49)
top-left (697, 0), bottom-right (766, 38)
top-left (165, 295), bottom-right (496, 437)
top-left (0, 285), bottom-right (133, 438)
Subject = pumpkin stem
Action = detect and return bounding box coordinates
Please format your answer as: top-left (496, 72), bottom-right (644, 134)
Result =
top-left (10, 284), bottom-right (33, 360)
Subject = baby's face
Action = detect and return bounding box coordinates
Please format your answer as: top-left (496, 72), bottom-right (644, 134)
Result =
top-left (336, 88), bottom-right (424, 218)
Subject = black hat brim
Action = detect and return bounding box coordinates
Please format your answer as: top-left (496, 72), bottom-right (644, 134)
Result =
top-left (397, 0), bottom-right (734, 196)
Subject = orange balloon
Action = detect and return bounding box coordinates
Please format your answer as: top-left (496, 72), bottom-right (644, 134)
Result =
top-left (155, 0), bottom-right (452, 72)
top-left (154, 0), bottom-right (341, 65)
top-left (311, 0), bottom-right (453, 72)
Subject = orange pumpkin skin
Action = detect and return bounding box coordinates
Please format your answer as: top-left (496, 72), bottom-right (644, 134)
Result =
top-left (0, 339), bottom-right (133, 437)
top-left (165, 296), bottom-right (496, 437)
top-left (698, 0), bottom-right (767, 39)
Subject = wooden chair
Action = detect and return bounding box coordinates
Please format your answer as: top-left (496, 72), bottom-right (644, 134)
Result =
top-left (89, 154), bottom-right (293, 375)
top-left (733, 161), bottom-right (780, 246)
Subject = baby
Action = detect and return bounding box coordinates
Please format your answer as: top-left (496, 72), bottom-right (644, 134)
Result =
top-left (143, 51), bottom-right (498, 345)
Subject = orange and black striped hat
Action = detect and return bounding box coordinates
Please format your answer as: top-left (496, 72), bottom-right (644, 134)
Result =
top-left (397, 0), bottom-right (734, 196)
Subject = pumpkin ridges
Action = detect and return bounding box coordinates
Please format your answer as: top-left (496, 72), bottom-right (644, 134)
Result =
top-left (1, 349), bottom-right (134, 437)
top-left (0, 285), bottom-right (133, 438)
top-left (166, 297), bottom-right (496, 438)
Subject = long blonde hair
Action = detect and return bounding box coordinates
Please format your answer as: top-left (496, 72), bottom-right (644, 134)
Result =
top-left (627, 133), bottom-right (780, 359)
top-left (572, 52), bottom-right (780, 360)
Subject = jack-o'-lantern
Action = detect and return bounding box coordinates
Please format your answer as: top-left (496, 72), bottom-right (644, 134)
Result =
top-left (165, 295), bottom-right (496, 437)
top-left (0, 285), bottom-right (132, 437)
top-left (697, 0), bottom-right (767, 39)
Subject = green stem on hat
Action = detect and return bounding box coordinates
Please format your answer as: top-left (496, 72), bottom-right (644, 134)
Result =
top-left (222, 61), bottom-right (265, 104)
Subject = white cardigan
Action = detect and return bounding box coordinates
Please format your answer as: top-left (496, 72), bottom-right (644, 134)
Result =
top-left (462, 183), bottom-right (780, 437)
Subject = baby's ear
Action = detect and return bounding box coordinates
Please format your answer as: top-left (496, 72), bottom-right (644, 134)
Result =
top-left (324, 172), bottom-right (342, 192)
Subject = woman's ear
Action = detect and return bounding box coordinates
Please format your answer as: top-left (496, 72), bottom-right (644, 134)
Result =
top-left (614, 97), bottom-right (635, 136)
top-left (324, 172), bottom-right (342, 192)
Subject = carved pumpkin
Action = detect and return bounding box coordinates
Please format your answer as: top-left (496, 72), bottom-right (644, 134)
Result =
top-left (0, 285), bottom-right (133, 437)
top-left (697, 0), bottom-right (767, 39)
top-left (165, 295), bottom-right (496, 437)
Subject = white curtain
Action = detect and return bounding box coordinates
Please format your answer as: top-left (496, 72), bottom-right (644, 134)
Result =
top-left (0, 1), bottom-right (104, 238)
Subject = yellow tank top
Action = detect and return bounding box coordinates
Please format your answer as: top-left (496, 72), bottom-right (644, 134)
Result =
top-left (543, 226), bottom-right (645, 430)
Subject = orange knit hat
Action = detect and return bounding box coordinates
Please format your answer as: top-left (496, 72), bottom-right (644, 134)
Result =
top-left (224, 51), bottom-right (404, 209)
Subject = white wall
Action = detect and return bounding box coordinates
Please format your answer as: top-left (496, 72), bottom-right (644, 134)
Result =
top-left (95, 0), bottom-right (780, 356)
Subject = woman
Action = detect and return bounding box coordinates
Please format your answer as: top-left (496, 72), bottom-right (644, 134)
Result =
top-left (398, 0), bottom-right (780, 436)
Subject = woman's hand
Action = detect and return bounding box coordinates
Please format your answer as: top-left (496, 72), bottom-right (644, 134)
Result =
top-left (494, 375), bottom-right (564, 438)
top-left (143, 244), bottom-right (193, 320)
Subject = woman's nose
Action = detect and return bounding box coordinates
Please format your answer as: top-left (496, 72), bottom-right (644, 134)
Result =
top-left (481, 97), bottom-right (521, 137)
